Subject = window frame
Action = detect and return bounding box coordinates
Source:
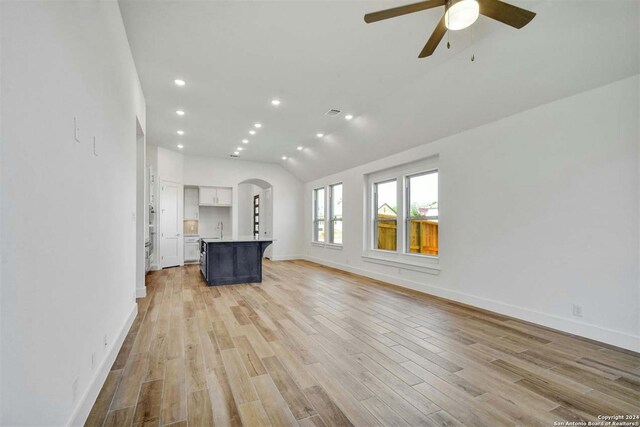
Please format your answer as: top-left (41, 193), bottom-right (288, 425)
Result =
top-left (312, 187), bottom-right (326, 243)
top-left (405, 170), bottom-right (439, 255)
top-left (328, 182), bottom-right (343, 245)
top-left (373, 178), bottom-right (398, 252)
top-left (363, 157), bottom-right (440, 275)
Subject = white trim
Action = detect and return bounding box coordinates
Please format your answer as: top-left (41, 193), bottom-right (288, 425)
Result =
top-left (136, 287), bottom-right (147, 298)
top-left (310, 242), bottom-right (343, 250)
top-left (302, 255), bottom-right (640, 353)
top-left (67, 303), bottom-right (138, 427)
top-left (269, 254), bottom-right (303, 261)
top-left (361, 254), bottom-right (440, 275)
top-left (325, 243), bottom-right (343, 250)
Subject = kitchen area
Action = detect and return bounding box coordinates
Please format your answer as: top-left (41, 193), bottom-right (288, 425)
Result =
top-left (146, 179), bottom-right (273, 285)
top-left (183, 185), bottom-right (233, 263)
top-left (144, 147), bottom-right (282, 285)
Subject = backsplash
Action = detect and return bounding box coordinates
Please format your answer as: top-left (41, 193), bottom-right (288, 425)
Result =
top-left (184, 220), bottom-right (198, 235)
top-left (199, 206), bottom-right (231, 238)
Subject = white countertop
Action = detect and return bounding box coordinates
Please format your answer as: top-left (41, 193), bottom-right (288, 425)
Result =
top-left (201, 236), bottom-right (275, 243)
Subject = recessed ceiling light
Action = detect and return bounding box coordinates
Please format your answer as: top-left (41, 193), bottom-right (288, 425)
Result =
top-left (177, 130), bottom-right (184, 135)
top-left (316, 133), bottom-right (324, 138)
top-left (281, 156), bottom-right (287, 160)
top-left (177, 144), bottom-right (184, 149)
top-left (254, 123), bottom-right (262, 128)
top-left (237, 147), bottom-right (243, 151)
top-left (174, 79), bottom-right (186, 86)
top-left (297, 146), bottom-right (303, 150)
top-left (242, 139), bottom-right (249, 144)
top-left (249, 130), bottom-right (256, 135)
top-left (234, 151), bottom-right (239, 155)
top-left (271, 99), bottom-right (281, 106)
top-left (345, 114), bottom-right (353, 120)
top-left (176, 110), bottom-right (185, 116)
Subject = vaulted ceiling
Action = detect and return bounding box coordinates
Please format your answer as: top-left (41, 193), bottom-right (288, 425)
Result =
top-left (119, 0), bottom-right (639, 182)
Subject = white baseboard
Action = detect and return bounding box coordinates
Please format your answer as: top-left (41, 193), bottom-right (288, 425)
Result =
top-left (136, 287), bottom-right (147, 298)
top-left (269, 254), bottom-right (303, 261)
top-left (67, 303), bottom-right (138, 426)
top-left (302, 255), bottom-right (640, 353)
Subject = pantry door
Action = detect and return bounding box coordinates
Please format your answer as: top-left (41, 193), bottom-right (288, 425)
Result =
top-left (160, 180), bottom-right (183, 268)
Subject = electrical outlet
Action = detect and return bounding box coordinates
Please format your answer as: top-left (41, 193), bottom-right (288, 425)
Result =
top-left (72, 378), bottom-right (78, 403)
top-left (572, 304), bottom-right (583, 317)
top-left (93, 136), bottom-right (98, 156)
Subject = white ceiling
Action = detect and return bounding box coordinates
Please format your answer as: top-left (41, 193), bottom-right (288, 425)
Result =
top-left (119, 0), bottom-right (639, 182)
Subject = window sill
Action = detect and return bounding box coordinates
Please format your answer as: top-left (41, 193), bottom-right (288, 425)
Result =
top-left (361, 251), bottom-right (440, 275)
top-left (311, 242), bottom-right (344, 250)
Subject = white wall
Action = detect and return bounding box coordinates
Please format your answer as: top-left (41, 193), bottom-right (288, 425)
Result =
top-left (304, 75), bottom-right (640, 352)
top-left (0, 2), bottom-right (4, 421)
top-left (1, 1), bottom-right (146, 425)
top-left (154, 148), bottom-right (303, 260)
top-left (158, 145), bottom-right (184, 184)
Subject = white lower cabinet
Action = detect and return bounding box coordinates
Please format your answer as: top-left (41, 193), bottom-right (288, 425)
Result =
top-left (184, 237), bottom-right (200, 262)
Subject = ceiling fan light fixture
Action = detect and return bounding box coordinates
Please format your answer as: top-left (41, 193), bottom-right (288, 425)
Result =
top-left (445, 0), bottom-right (479, 31)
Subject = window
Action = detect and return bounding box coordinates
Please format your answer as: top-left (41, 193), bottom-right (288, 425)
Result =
top-left (329, 183), bottom-right (343, 244)
top-left (367, 158), bottom-right (439, 265)
top-left (313, 183), bottom-right (345, 246)
top-left (374, 180), bottom-right (397, 251)
top-left (406, 171), bottom-right (438, 256)
top-left (313, 187), bottom-right (325, 242)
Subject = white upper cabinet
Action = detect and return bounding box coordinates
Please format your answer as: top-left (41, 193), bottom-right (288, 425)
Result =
top-left (199, 187), bottom-right (216, 206)
top-left (216, 187), bottom-right (232, 205)
top-left (184, 187), bottom-right (199, 220)
top-left (199, 186), bottom-right (232, 206)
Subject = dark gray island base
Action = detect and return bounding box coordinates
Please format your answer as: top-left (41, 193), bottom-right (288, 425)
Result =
top-left (199, 237), bottom-right (273, 285)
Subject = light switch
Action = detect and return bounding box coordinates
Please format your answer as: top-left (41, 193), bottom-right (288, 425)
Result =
top-left (74, 117), bottom-right (80, 142)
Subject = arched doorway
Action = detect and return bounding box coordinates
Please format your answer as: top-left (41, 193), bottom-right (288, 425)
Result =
top-left (238, 179), bottom-right (273, 258)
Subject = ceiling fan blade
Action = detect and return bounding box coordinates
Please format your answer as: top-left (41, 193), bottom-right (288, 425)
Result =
top-left (364, 0), bottom-right (445, 23)
top-left (418, 15), bottom-right (447, 58)
top-left (478, 0), bottom-right (536, 29)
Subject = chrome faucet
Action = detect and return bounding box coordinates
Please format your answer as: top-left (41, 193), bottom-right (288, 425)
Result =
top-left (218, 221), bottom-right (224, 239)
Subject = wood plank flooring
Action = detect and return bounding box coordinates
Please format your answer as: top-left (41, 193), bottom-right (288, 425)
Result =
top-left (86, 260), bottom-right (640, 426)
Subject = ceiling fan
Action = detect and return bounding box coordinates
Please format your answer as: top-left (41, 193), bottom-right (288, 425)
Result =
top-left (364, 0), bottom-right (536, 58)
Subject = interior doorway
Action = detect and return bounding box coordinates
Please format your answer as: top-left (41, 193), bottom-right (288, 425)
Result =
top-left (238, 179), bottom-right (273, 258)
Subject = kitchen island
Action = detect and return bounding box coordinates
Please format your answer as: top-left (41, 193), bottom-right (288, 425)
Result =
top-left (199, 237), bottom-right (273, 285)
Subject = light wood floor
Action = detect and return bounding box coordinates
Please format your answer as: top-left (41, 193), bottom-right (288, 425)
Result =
top-left (86, 260), bottom-right (640, 427)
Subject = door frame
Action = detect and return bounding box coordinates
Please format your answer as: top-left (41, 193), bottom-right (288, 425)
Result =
top-left (135, 118), bottom-right (146, 297)
top-left (159, 179), bottom-right (184, 268)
